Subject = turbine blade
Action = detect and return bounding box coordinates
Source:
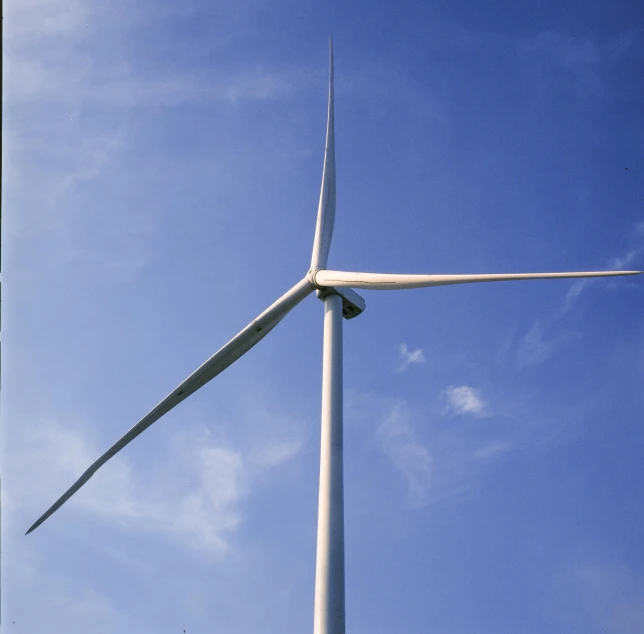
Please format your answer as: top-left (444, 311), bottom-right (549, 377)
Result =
top-left (26, 277), bottom-right (314, 535)
top-left (314, 269), bottom-right (642, 290)
top-left (310, 37), bottom-right (336, 271)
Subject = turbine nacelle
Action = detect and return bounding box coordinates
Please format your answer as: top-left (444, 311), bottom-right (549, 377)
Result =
top-left (316, 285), bottom-right (366, 320)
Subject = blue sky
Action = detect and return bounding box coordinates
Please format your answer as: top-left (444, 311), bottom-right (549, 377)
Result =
top-left (3, 0), bottom-right (644, 632)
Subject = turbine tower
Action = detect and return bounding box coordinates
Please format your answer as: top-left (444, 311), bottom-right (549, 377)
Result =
top-left (27, 39), bottom-right (641, 634)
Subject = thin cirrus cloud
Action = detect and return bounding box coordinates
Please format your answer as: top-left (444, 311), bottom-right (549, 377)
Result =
top-left (516, 29), bottom-right (640, 99)
top-left (5, 0), bottom-right (298, 110)
top-left (545, 556), bottom-right (644, 633)
top-left (375, 401), bottom-right (434, 508)
top-left (348, 390), bottom-right (514, 510)
top-left (396, 342), bottom-right (426, 373)
top-left (517, 224), bottom-right (644, 367)
top-left (9, 416), bottom-right (303, 554)
top-left (11, 418), bottom-right (243, 553)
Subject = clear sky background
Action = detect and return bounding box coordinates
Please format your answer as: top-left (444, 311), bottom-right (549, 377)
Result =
top-left (3, 0), bottom-right (644, 632)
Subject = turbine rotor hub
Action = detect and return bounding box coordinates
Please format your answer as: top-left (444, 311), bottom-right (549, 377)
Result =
top-left (307, 267), bottom-right (325, 289)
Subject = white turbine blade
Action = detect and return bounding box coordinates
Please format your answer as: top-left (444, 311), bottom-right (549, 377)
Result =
top-left (26, 277), bottom-right (314, 535)
top-left (310, 38), bottom-right (336, 271)
top-left (314, 269), bottom-right (642, 290)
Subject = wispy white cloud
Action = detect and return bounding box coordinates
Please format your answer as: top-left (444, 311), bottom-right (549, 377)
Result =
top-left (11, 416), bottom-right (302, 554)
top-left (518, 31), bottom-right (602, 96)
top-left (546, 557), bottom-right (644, 633)
top-left (516, 317), bottom-right (579, 368)
top-left (3, 537), bottom-right (156, 634)
top-left (4, 0), bottom-right (297, 110)
top-left (348, 390), bottom-right (516, 509)
top-left (474, 442), bottom-right (511, 461)
top-left (442, 385), bottom-right (487, 416)
top-left (3, 0), bottom-right (307, 286)
top-left (413, 26), bottom-right (639, 102)
top-left (563, 236), bottom-right (644, 313)
top-left (12, 420), bottom-right (239, 553)
top-left (348, 379), bottom-right (586, 513)
top-left (5, 0), bottom-right (89, 39)
top-left (396, 342), bottom-right (426, 373)
top-left (251, 437), bottom-right (304, 468)
top-left (516, 225), bottom-right (644, 367)
top-left (7, 61), bottom-right (296, 108)
top-left (376, 402), bottom-right (433, 508)
top-left (517, 30), bottom-right (640, 99)
top-left (237, 386), bottom-right (308, 469)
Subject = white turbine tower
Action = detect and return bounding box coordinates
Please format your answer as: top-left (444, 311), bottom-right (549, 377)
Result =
top-left (27, 39), bottom-right (641, 634)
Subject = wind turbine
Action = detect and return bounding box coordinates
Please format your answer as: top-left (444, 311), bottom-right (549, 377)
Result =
top-left (27, 39), bottom-right (640, 634)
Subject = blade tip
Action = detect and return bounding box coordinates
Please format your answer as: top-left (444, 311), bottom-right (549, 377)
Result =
top-left (26, 509), bottom-right (54, 535)
top-left (25, 514), bottom-right (47, 534)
